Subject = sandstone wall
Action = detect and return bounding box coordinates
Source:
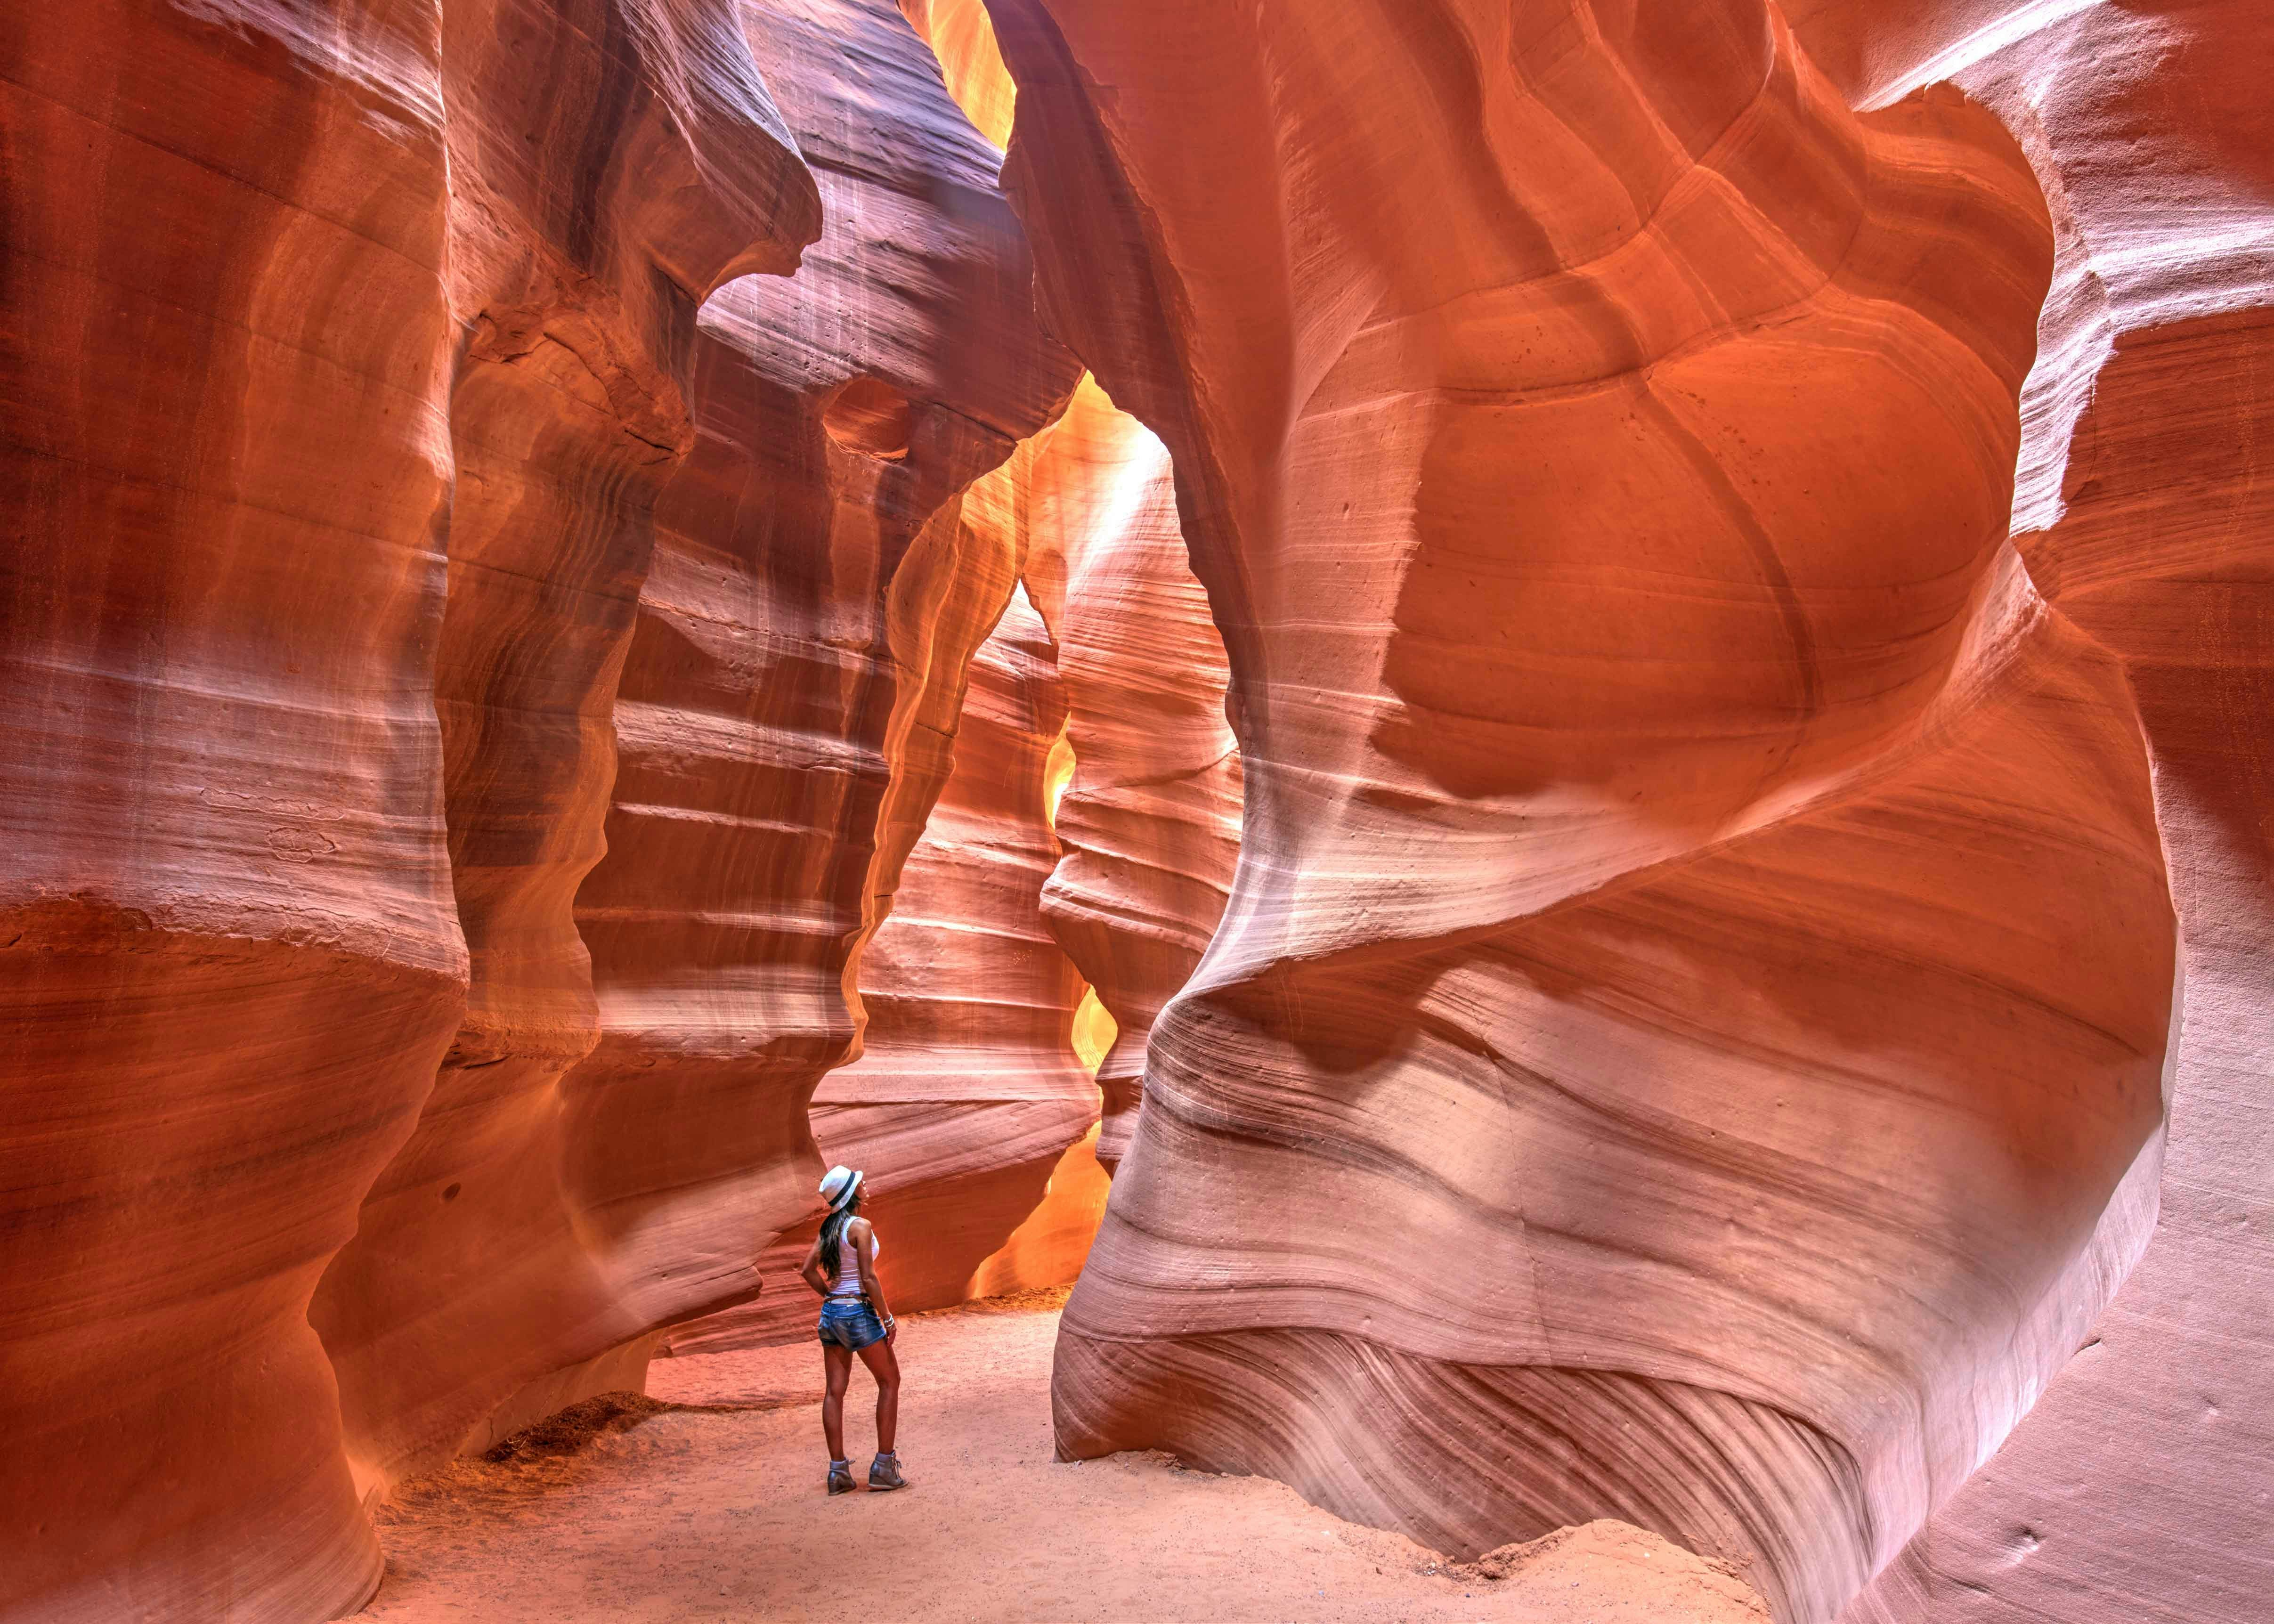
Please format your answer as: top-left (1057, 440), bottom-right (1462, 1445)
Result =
top-left (986, 4), bottom-right (2184, 1619)
top-left (307, 0), bottom-right (820, 1506)
top-left (664, 583), bottom-right (1097, 1355)
top-left (1783, 4), bottom-right (2274, 1619)
top-left (8, 3), bottom-right (2267, 1621)
top-left (1019, 379), bottom-right (1243, 1169)
top-left (543, 0), bottom-right (1075, 1368)
top-left (0, 2), bottom-right (806, 1616)
top-left (1, 0), bottom-right (1087, 1615)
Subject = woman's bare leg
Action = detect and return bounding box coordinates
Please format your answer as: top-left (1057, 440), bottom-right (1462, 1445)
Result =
top-left (821, 1341), bottom-right (853, 1459)
top-left (855, 1336), bottom-right (900, 1455)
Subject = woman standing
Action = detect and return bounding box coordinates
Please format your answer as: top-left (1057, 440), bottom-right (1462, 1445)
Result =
top-left (800, 1165), bottom-right (907, 1494)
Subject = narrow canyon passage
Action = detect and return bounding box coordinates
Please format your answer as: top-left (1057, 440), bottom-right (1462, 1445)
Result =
top-left (358, 1294), bottom-right (1767, 1624)
top-left (7, 2), bottom-right (2274, 1622)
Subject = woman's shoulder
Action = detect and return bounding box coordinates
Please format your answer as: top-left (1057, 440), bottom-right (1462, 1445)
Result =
top-left (846, 1214), bottom-right (873, 1238)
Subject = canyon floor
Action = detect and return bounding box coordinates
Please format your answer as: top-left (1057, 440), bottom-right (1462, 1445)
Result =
top-left (354, 1290), bottom-right (1768, 1623)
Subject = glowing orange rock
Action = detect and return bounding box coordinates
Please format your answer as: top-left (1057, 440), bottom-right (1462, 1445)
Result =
top-left (988, 3), bottom-right (2177, 1618)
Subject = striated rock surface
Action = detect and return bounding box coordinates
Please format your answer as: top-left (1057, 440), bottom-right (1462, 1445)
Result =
top-left (664, 585), bottom-right (1096, 1354)
top-left (309, 0), bottom-right (819, 1503)
top-left (547, 0), bottom-right (1080, 1365)
top-left (904, 0), bottom-right (1243, 1172)
top-left (9, 1), bottom-right (2269, 1620)
top-left (990, 3), bottom-right (2178, 1619)
top-left (896, 0), bottom-right (1015, 149)
top-left (1779, 6), bottom-right (2274, 1620)
top-left (1019, 379), bottom-right (1243, 1169)
top-left (6, 5), bottom-right (520, 1616)
top-left (6, 0), bottom-right (1073, 1611)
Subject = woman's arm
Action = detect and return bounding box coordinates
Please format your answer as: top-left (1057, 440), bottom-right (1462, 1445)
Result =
top-left (851, 1218), bottom-right (895, 1340)
top-left (799, 1233), bottom-right (830, 1298)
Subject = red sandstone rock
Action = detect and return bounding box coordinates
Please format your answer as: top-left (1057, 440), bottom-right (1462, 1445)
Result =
top-left (664, 585), bottom-right (1097, 1354)
top-left (556, 0), bottom-right (1075, 1340)
top-left (897, 0), bottom-right (1015, 149)
top-left (309, 0), bottom-right (820, 1505)
top-left (9, 3), bottom-right (2271, 1621)
top-left (801, 586), bottom-right (1095, 1307)
top-left (2, 0), bottom-right (1082, 1611)
top-left (1018, 379), bottom-right (1243, 1169)
top-left (3, 1), bottom-right (800, 1615)
top-left (898, 0), bottom-right (1243, 1174)
top-left (990, 4), bottom-right (2179, 1618)
top-left (1779, 6), bottom-right (2274, 1620)
top-left (969, 1124), bottom-right (1114, 1298)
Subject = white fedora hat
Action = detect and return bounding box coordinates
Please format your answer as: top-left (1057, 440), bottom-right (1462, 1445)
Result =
top-left (818, 1164), bottom-right (864, 1210)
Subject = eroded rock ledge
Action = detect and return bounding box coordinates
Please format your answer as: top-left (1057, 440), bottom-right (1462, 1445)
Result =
top-left (4, 2), bottom-right (2270, 1622)
top-left (979, 2), bottom-right (2252, 1621)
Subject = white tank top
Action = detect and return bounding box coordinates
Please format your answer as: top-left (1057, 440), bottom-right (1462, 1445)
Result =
top-left (828, 1225), bottom-right (878, 1300)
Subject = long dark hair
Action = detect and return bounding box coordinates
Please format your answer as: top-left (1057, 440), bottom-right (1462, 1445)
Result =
top-left (819, 1189), bottom-right (862, 1283)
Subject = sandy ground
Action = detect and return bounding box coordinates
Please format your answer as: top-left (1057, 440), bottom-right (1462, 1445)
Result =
top-left (356, 1291), bottom-right (1769, 1623)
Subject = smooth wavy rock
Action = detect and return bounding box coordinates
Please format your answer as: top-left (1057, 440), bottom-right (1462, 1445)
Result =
top-left (988, 4), bottom-right (2176, 1619)
top-left (1779, 5), bottom-right (2274, 1620)
top-left (896, 0), bottom-right (1015, 148)
top-left (900, 0), bottom-right (1243, 1172)
top-left (3, 1), bottom-right (794, 1615)
top-left (1017, 378), bottom-right (1243, 1168)
top-left (662, 585), bottom-right (1096, 1354)
top-left (530, 0), bottom-right (1078, 1368)
top-left (308, 0), bottom-right (819, 1510)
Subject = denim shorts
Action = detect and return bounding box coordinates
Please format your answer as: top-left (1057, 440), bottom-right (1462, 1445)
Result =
top-left (817, 1297), bottom-right (887, 1350)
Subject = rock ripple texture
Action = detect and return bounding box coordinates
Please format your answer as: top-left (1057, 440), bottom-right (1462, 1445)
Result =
top-left (2, 1), bottom-right (814, 1617)
top-left (1, 0), bottom-right (1088, 1617)
top-left (983, 2), bottom-right (2197, 1620)
top-left (664, 584), bottom-right (1098, 1355)
top-left (1018, 377), bottom-right (1245, 1170)
top-left (1787, 4), bottom-right (2274, 1620)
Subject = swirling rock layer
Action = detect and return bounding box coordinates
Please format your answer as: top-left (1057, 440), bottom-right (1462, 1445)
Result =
top-left (309, 0), bottom-right (818, 1503)
top-left (1782, 5), bottom-right (2274, 1620)
top-left (3, 0), bottom-right (1083, 1613)
top-left (989, 3), bottom-right (2179, 1619)
top-left (308, 0), bottom-right (1072, 1487)
top-left (8, 1), bottom-right (2270, 1620)
top-left (1019, 378), bottom-right (1243, 1168)
top-left (548, 0), bottom-right (1076, 1369)
top-left (4, 7), bottom-right (467, 1616)
top-left (665, 585), bottom-right (1098, 1354)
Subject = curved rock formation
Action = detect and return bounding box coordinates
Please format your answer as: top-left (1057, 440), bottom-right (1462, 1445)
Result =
top-left (989, 4), bottom-right (2177, 1618)
top-left (1779, 6), bottom-right (2274, 1620)
top-left (903, 0), bottom-right (1243, 1172)
top-left (0, 0), bottom-right (463, 1585)
top-left (800, 585), bottom-right (1094, 1312)
top-left (1018, 378), bottom-right (1243, 1167)
top-left (897, 0), bottom-right (1015, 149)
top-left (536, 0), bottom-right (1079, 1364)
top-left (663, 584), bottom-right (1097, 1354)
top-left (9, 1), bottom-right (2268, 1620)
top-left (309, 0), bottom-right (819, 1503)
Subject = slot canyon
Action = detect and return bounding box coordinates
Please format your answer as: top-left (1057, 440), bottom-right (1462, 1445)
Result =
top-left (0, 0), bottom-right (2266, 1621)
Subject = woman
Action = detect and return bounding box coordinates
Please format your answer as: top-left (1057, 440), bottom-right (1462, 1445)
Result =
top-left (800, 1164), bottom-right (906, 1495)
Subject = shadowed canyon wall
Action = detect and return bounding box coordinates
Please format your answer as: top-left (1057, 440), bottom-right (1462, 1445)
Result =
top-left (1, 1), bottom-right (814, 1617)
top-left (983, 2), bottom-right (2205, 1620)
top-left (1019, 378), bottom-right (1243, 1169)
top-left (308, 0), bottom-right (827, 1502)
top-left (6, 0), bottom-right (2269, 1621)
top-left (664, 582), bottom-right (1099, 1356)
top-left (309, 0), bottom-right (1076, 1493)
top-left (1782, 4), bottom-right (2274, 1620)
top-left (3, 0), bottom-right (1092, 1614)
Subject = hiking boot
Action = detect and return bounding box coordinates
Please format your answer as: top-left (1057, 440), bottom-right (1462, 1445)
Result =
top-left (868, 1452), bottom-right (907, 1492)
top-left (827, 1461), bottom-right (856, 1496)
